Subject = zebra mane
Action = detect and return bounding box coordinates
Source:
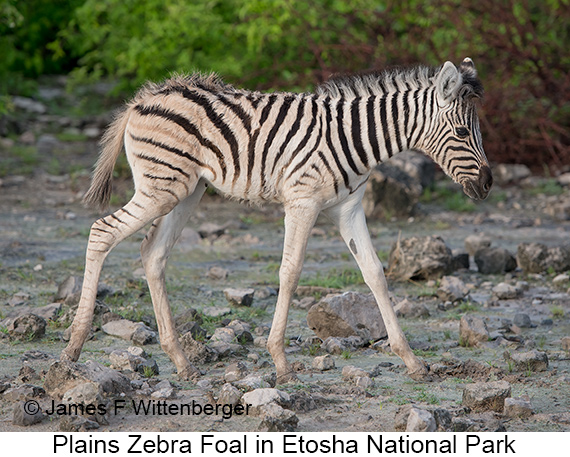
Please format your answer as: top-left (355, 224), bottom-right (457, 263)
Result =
top-left (316, 64), bottom-right (483, 99)
top-left (131, 72), bottom-right (237, 104)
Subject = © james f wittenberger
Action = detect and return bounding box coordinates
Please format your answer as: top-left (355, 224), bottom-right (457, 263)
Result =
top-left (26, 398), bottom-right (251, 419)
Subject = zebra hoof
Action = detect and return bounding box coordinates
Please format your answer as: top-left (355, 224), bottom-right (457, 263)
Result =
top-left (407, 361), bottom-right (430, 381)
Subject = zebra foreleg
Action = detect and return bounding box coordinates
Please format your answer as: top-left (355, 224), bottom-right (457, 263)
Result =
top-left (140, 183), bottom-right (207, 380)
top-left (325, 192), bottom-right (429, 379)
top-left (267, 202), bottom-right (321, 383)
top-left (62, 194), bottom-right (176, 363)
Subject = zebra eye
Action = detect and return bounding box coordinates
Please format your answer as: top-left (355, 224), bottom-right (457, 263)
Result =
top-left (455, 126), bottom-right (469, 138)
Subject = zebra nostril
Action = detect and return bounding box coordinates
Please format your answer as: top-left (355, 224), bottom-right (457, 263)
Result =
top-left (479, 166), bottom-right (493, 194)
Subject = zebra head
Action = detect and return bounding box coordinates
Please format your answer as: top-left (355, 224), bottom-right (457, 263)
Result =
top-left (423, 58), bottom-right (492, 200)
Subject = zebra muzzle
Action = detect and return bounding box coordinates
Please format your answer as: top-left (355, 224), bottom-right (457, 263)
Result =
top-left (463, 165), bottom-right (493, 200)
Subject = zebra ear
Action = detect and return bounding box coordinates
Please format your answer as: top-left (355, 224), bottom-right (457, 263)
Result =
top-left (459, 57), bottom-right (477, 78)
top-left (436, 61), bottom-right (462, 105)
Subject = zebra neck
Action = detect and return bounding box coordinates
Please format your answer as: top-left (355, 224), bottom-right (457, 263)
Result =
top-left (327, 93), bottom-right (414, 174)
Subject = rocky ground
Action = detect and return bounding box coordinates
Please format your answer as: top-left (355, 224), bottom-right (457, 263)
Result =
top-left (0, 86), bottom-right (569, 432)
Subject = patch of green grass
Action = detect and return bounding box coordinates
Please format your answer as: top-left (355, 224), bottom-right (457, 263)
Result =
top-left (458, 301), bottom-right (479, 313)
top-left (0, 145), bottom-right (39, 176)
top-left (413, 387), bottom-right (440, 405)
top-left (550, 305), bottom-right (564, 319)
top-left (526, 179), bottom-right (564, 196)
top-left (56, 132), bottom-right (89, 142)
top-left (341, 349), bottom-right (352, 360)
top-left (299, 267), bottom-right (364, 289)
top-left (421, 183), bottom-right (476, 212)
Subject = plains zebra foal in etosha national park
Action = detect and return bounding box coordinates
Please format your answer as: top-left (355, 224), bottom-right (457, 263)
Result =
top-left (61, 57), bottom-right (492, 382)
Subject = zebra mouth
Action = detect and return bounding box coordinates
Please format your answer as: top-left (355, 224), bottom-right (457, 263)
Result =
top-left (462, 165), bottom-right (493, 200)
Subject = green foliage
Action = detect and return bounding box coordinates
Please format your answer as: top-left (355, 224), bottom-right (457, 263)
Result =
top-left (299, 267), bottom-right (364, 289)
top-left (1, 0), bottom-right (568, 168)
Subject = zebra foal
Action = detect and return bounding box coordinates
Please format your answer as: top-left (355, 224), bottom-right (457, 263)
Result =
top-left (62, 58), bottom-right (492, 381)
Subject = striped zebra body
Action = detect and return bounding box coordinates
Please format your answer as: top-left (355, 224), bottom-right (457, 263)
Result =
top-left (65, 59), bottom-right (492, 381)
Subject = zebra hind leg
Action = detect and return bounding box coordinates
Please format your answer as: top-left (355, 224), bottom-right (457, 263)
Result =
top-left (140, 180), bottom-right (207, 380)
top-left (61, 192), bottom-right (180, 364)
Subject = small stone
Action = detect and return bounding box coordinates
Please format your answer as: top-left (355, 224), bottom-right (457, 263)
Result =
top-left (151, 380), bottom-right (176, 399)
top-left (462, 380), bottom-right (511, 412)
top-left (234, 375), bottom-right (272, 391)
top-left (460, 314), bottom-right (489, 347)
top-left (254, 287), bottom-right (277, 300)
top-left (492, 283), bottom-right (522, 300)
top-left (437, 276), bottom-right (469, 303)
top-left (504, 397), bottom-right (533, 418)
top-left (224, 288), bottom-right (255, 307)
top-left (227, 320), bottom-right (253, 343)
top-left (211, 327), bottom-right (236, 344)
top-left (475, 247), bottom-right (517, 274)
top-left (62, 382), bottom-right (102, 407)
top-left (8, 313), bottom-right (46, 340)
top-left (504, 350), bottom-right (548, 372)
top-left (3, 384), bottom-right (45, 402)
top-left (180, 333), bottom-right (218, 364)
top-left (12, 401), bottom-right (44, 426)
top-left (109, 349), bottom-right (145, 371)
top-left (33, 303), bottom-right (62, 321)
top-left (218, 383), bottom-right (242, 406)
top-left (254, 336), bottom-right (267, 348)
top-left (494, 163), bottom-right (531, 185)
top-left (258, 403), bottom-right (298, 432)
top-left (312, 354), bottom-right (335, 371)
top-left (464, 234), bottom-right (492, 256)
top-left (355, 376), bottom-right (375, 389)
top-left (394, 298), bottom-right (430, 317)
top-left (562, 337), bottom-right (570, 351)
top-left (8, 292), bottom-right (31, 307)
top-left (207, 266), bottom-right (229, 280)
top-left (341, 365), bottom-right (371, 380)
top-left (242, 388), bottom-right (291, 415)
top-left (513, 313), bottom-right (532, 328)
top-left (137, 359), bottom-right (160, 377)
top-left (59, 414), bottom-right (100, 431)
top-left (388, 235), bottom-right (454, 280)
top-left (202, 306), bottom-right (231, 318)
top-left (101, 319), bottom-right (157, 344)
top-left (224, 362), bottom-right (249, 382)
top-left (406, 407), bottom-right (436, 432)
top-left (131, 324), bottom-right (158, 345)
top-left (553, 274), bottom-right (569, 285)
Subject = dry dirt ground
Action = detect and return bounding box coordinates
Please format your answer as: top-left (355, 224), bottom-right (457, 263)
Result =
top-left (0, 161), bottom-right (569, 432)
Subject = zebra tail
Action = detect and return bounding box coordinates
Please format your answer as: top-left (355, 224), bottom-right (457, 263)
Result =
top-left (83, 107), bottom-right (130, 210)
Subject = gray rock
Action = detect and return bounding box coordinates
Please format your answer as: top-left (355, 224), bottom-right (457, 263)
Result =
top-left (513, 313), bottom-right (532, 328)
top-left (44, 361), bottom-right (131, 399)
top-left (109, 349), bottom-right (145, 371)
top-left (312, 354), bottom-right (335, 371)
top-left (322, 336), bottom-right (365, 354)
top-left (433, 408), bottom-right (453, 431)
top-left (151, 380), bottom-right (176, 399)
top-left (131, 324), bottom-right (158, 345)
top-left (211, 327), bottom-right (236, 344)
top-left (437, 276), bottom-right (469, 303)
top-left (34, 303), bottom-right (62, 321)
top-left (462, 380), bottom-right (511, 412)
top-left (101, 319), bottom-right (157, 345)
top-left (234, 375), bottom-right (272, 391)
top-left (394, 298), bottom-right (430, 317)
top-left (227, 320), bottom-right (253, 343)
top-left (504, 397), bottom-right (533, 418)
top-left (464, 234), bottom-right (492, 256)
top-left (207, 266), bottom-right (229, 280)
top-left (475, 247), bottom-right (517, 274)
top-left (242, 388), bottom-right (291, 415)
top-left (517, 242), bottom-right (570, 274)
top-left (177, 321), bottom-right (207, 340)
top-left (407, 407), bottom-right (436, 432)
top-left (59, 414), bottom-right (100, 431)
top-left (494, 163), bottom-right (531, 185)
top-left (492, 283), bottom-right (522, 300)
top-left (218, 383), bottom-right (242, 406)
top-left (12, 96), bottom-right (47, 114)
top-left (460, 314), bottom-right (489, 347)
top-left (7, 292), bottom-right (31, 306)
top-left (362, 151), bottom-right (434, 219)
top-left (180, 332), bottom-right (218, 364)
top-left (258, 403), bottom-right (298, 432)
top-left (136, 359), bottom-right (160, 377)
top-left (562, 337), bottom-right (570, 351)
top-left (224, 362), bottom-right (249, 382)
top-left (223, 288), bottom-right (255, 306)
top-left (2, 384), bottom-right (45, 402)
top-left (355, 376), bottom-right (375, 389)
top-left (388, 235), bottom-right (453, 281)
top-left (12, 401), bottom-right (44, 426)
top-left (553, 273), bottom-right (570, 285)
top-left (504, 350), bottom-right (548, 372)
top-left (8, 313), bottom-right (46, 340)
top-left (306, 292), bottom-right (387, 341)
top-left (341, 365), bottom-right (371, 380)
